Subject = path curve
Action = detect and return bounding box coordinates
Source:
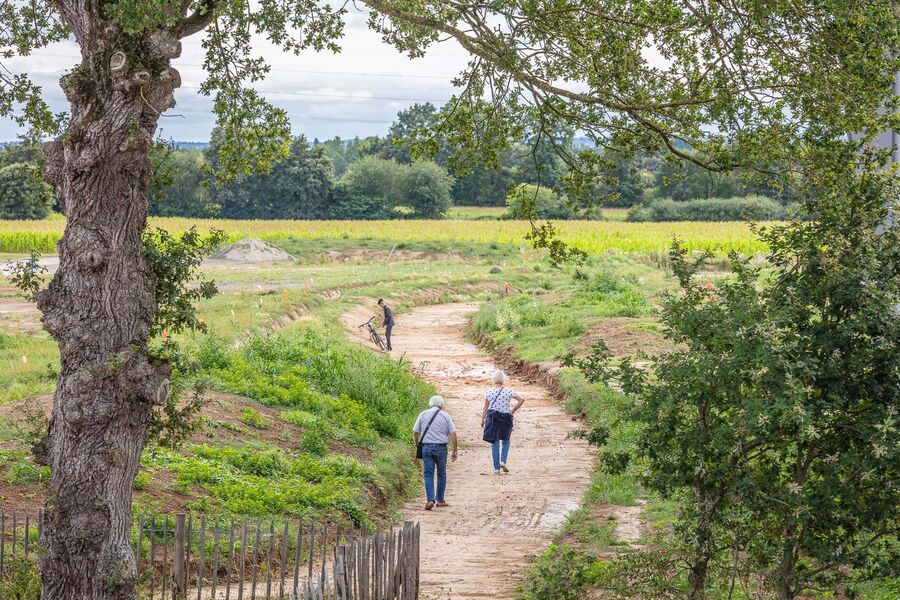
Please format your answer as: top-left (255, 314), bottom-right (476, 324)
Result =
top-left (343, 303), bottom-right (592, 600)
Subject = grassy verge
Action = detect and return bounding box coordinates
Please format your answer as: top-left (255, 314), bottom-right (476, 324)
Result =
top-left (469, 255), bottom-right (670, 362)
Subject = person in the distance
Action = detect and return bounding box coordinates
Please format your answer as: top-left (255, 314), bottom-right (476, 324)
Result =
top-left (413, 396), bottom-right (459, 510)
top-left (481, 370), bottom-right (525, 475)
top-left (378, 298), bottom-right (395, 351)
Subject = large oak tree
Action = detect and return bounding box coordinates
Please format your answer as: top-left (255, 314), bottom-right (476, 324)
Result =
top-left (0, 1), bottom-right (896, 598)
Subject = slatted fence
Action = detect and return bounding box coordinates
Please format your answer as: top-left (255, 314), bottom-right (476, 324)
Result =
top-left (0, 510), bottom-right (420, 600)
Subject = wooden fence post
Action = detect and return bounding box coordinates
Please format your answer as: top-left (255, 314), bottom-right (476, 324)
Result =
top-left (174, 513), bottom-right (187, 599)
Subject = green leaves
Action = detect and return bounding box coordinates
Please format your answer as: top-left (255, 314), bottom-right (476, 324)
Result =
top-left (195, 0), bottom-right (345, 180)
top-left (103, 0), bottom-right (182, 33)
top-left (620, 178), bottom-right (900, 594)
top-left (8, 250), bottom-right (47, 300)
top-left (142, 226), bottom-right (227, 338)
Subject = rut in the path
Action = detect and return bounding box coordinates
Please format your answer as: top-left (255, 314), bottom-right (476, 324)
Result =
top-left (343, 303), bottom-right (593, 600)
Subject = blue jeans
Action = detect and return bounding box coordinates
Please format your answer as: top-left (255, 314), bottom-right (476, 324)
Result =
top-left (422, 443), bottom-right (448, 502)
top-left (491, 440), bottom-right (511, 470)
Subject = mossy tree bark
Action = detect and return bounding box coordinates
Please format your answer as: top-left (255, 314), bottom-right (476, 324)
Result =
top-left (34, 8), bottom-right (181, 598)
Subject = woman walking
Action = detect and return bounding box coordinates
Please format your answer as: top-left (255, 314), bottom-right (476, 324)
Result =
top-left (481, 370), bottom-right (525, 475)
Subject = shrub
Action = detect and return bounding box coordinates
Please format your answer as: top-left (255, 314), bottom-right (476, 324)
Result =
top-left (239, 407), bottom-right (271, 429)
top-left (328, 182), bottom-right (391, 220)
top-left (518, 545), bottom-right (603, 600)
top-left (0, 555), bottom-right (41, 600)
top-left (505, 183), bottom-right (574, 220)
top-left (627, 195), bottom-right (790, 222)
top-left (0, 163), bottom-right (53, 220)
top-left (328, 156), bottom-right (401, 219)
top-left (397, 160), bottom-right (454, 218)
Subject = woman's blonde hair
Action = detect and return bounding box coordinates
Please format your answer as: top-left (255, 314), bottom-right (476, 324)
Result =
top-left (491, 370), bottom-right (506, 385)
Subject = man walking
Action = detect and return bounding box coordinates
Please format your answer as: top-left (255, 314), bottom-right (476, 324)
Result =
top-left (413, 396), bottom-right (458, 510)
top-left (378, 298), bottom-right (395, 351)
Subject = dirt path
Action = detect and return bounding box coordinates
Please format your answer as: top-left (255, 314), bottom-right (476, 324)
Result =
top-left (343, 303), bottom-right (593, 600)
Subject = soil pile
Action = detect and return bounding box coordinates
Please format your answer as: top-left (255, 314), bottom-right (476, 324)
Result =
top-left (210, 238), bottom-right (295, 263)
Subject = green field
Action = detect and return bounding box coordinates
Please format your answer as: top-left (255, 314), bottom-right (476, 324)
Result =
top-left (0, 215), bottom-right (769, 255)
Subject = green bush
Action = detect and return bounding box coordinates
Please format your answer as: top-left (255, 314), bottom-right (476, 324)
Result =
top-left (144, 443), bottom-right (377, 524)
top-left (329, 156), bottom-right (455, 219)
top-left (0, 555), bottom-right (41, 600)
top-left (0, 163), bottom-right (53, 220)
top-left (300, 426), bottom-right (328, 456)
top-left (4, 460), bottom-right (50, 485)
top-left (281, 410), bottom-right (319, 429)
top-left (518, 545), bottom-right (603, 600)
top-left (328, 156), bottom-right (401, 219)
top-left (505, 183), bottom-right (574, 220)
top-left (397, 160), bottom-right (454, 218)
top-left (627, 195), bottom-right (790, 222)
top-left (328, 182), bottom-right (392, 220)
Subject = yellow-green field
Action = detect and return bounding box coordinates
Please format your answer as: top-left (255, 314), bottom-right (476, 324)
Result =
top-left (0, 217), bottom-right (770, 255)
top-left (446, 206), bottom-right (507, 219)
top-left (447, 206), bottom-right (631, 221)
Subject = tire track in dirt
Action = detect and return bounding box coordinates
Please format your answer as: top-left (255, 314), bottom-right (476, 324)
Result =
top-left (343, 303), bottom-right (593, 600)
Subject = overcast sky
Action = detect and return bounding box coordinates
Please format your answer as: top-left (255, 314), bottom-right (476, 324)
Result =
top-left (0, 10), bottom-right (471, 142)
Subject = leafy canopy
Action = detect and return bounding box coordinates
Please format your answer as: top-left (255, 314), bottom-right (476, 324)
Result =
top-left (1, 1), bottom-right (895, 199)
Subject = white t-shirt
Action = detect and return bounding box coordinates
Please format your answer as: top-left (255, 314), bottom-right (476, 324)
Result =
top-left (413, 408), bottom-right (456, 444)
top-left (485, 387), bottom-right (516, 413)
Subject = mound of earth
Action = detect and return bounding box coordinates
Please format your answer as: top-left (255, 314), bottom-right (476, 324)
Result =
top-left (210, 238), bottom-right (295, 263)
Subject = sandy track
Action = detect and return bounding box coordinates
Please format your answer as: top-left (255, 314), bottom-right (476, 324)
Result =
top-left (343, 303), bottom-right (592, 599)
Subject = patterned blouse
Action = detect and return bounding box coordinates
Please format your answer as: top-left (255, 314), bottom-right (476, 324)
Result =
top-left (485, 387), bottom-right (517, 414)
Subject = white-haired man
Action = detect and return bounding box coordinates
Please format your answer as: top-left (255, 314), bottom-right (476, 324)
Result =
top-left (413, 395), bottom-right (459, 510)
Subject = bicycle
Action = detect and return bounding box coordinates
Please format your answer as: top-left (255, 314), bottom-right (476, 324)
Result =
top-left (359, 316), bottom-right (387, 351)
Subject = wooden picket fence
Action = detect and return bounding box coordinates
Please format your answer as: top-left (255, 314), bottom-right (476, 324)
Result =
top-left (0, 510), bottom-right (420, 600)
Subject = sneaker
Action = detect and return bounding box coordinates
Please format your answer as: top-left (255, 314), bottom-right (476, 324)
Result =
top-left (494, 469), bottom-right (501, 475)
top-left (424, 501), bottom-right (435, 510)
top-left (435, 501), bottom-right (449, 508)
top-left (499, 462), bottom-right (509, 473)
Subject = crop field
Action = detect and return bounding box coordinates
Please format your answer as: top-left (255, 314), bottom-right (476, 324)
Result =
top-left (446, 205), bottom-right (507, 219)
top-left (0, 216), bottom-right (770, 255)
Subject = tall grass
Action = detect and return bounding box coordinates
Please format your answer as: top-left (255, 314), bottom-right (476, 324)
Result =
top-left (0, 216), bottom-right (768, 255)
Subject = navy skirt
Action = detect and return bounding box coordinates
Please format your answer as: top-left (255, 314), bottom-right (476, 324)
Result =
top-left (482, 409), bottom-right (513, 443)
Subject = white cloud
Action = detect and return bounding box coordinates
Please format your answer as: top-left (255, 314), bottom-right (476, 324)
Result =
top-left (0, 8), bottom-right (469, 141)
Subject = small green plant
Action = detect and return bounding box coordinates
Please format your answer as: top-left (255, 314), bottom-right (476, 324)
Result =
top-left (4, 459), bottom-right (50, 485)
top-left (133, 471), bottom-right (152, 490)
top-left (7, 250), bottom-right (47, 300)
top-left (281, 410), bottom-right (318, 429)
top-left (202, 416), bottom-right (247, 434)
top-left (240, 407), bottom-right (271, 430)
top-left (0, 554), bottom-right (41, 599)
top-left (300, 427), bottom-right (328, 456)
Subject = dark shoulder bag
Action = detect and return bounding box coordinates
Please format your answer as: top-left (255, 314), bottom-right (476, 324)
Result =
top-left (416, 408), bottom-right (442, 460)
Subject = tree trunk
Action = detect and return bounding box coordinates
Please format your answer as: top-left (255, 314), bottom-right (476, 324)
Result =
top-left (34, 16), bottom-right (182, 599)
top-left (688, 486), bottom-right (715, 600)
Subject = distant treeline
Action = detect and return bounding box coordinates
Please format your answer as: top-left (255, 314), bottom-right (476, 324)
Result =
top-left (0, 103), bottom-right (796, 221)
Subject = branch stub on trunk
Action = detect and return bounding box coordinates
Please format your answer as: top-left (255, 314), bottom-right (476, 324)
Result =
top-left (110, 51), bottom-right (127, 74)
